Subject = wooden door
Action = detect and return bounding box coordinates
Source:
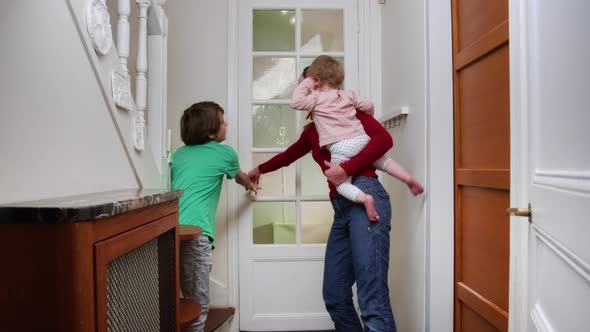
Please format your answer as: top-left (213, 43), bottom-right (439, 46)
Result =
top-left (451, 1), bottom-right (510, 331)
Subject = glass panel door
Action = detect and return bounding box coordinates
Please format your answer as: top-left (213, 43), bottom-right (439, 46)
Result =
top-left (251, 7), bottom-right (345, 245)
top-left (238, 1), bottom-right (358, 330)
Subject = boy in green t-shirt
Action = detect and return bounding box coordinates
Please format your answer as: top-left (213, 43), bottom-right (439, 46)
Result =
top-left (171, 101), bottom-right (256, 332)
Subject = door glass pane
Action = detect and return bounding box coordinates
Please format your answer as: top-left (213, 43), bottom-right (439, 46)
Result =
top-left (253, 105), bottom-right (296, 148)
top-left (300, 57), bottom-right (316, 71)
top-left (249, 6), bottom-right (348, 249)
top-left (253, 153), bottom-right (295, 196)
top-left (253, 10), bottom-right (296, 52)
top-left (301, 201), bottom-right (333, 244)
top-left (253, 202), bottom-right (296, 244)
top-left (301, 10), bottom-right (344, 52)
top-left (301, 154), bottom-right (329, 196)
top-left (253, 57), bottom-right (296, 100)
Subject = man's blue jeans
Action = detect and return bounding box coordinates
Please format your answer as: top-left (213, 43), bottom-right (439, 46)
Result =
top-left (323, 177), bottom-right (397, 332)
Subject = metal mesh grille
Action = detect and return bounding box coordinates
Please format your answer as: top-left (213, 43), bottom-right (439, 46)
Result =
top-left (158, 231), bottom-right (176, 331)
top-left (106, 231), bottom-right (175, 332)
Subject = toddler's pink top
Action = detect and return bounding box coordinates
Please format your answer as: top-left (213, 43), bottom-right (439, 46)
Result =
top-left (290, 77), bottom-right (374, 147)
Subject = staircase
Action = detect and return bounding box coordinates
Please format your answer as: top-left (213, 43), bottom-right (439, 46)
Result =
top-left (205, 307), bottom-right (236, 332)
top-left (108, 2), bottom-right (234, 329)
top-left (92, 2), bottom-right (235, 329)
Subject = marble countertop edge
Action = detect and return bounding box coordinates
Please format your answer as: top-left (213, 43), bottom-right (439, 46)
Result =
top-left (0, 189), bottom-right (183, 224)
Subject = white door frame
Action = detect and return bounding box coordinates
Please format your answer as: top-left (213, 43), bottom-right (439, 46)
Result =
top-left (237, 1), bottom-right (360, 330)
top-left (225, 0), bottom-right (382, 330)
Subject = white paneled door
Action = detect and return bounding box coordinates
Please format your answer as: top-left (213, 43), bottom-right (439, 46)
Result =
top-left (237, 0), bottom-right (358, 330)
top-left (510, 1), bottom-right (590, 331)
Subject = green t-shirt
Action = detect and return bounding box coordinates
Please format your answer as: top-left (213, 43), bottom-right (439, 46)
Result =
top-left (171, 141), bottom-right (240, 247)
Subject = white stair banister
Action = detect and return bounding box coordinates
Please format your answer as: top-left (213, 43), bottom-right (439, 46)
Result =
top-left (134, 0), bottom-right (149, 151)
top-left (116, 0), bottom-right (131, 72)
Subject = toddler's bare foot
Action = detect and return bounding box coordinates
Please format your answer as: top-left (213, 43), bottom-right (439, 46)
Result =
top-left (407, 178), bottom-right (424, 196)
top-left (363, 194), bottom-right (379, 221)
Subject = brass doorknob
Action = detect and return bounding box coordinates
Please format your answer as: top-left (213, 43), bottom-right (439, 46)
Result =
top-left (506, 208), bottom-right (531, 217)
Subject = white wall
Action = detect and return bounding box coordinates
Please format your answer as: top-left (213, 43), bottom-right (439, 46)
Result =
top-left (0, 0), bottom-right (143, 203)
top-left (65, 0), bottom-right (162, 189)
top-left (424, 1), bottom-right (454, 331)
top-left (381, 1), bottom-right (454, 331)
top-left (381, 1), bottom-right (428, 331)
top-left (166, 0), bottom-right (232, 306)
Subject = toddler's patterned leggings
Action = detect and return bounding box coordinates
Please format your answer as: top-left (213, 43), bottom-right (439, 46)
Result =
top-left (327, 134), bottom-right (391, 202)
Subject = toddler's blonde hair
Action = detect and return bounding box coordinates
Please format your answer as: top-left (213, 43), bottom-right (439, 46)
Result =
top-left (308, 55), bottom-right (344, 88)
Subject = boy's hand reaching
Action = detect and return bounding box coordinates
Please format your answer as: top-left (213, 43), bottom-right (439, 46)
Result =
top-left (235, 170), bottom-right (260, 194)
top-left (244, 181), bottom-right (259, 194)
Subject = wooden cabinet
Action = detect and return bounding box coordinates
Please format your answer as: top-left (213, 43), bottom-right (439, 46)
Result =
top-left (0, 192), bottom-right (187, 332)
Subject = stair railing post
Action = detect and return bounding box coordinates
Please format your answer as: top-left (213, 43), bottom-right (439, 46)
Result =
top-left (116, 0), bottom-right (131, 73)
top-left (134, 0), bottom-right (149, 151)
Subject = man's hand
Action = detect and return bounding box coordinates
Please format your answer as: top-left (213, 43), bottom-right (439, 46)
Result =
top-left (324, 161), bottom-right (348, 186)
top-left (247, 167), bottom-right (262, 188)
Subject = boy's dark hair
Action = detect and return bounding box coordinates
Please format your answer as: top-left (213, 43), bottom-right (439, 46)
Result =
top-left (308, 55), bottom-right (344, 88)
top-left (180, 101), bottom-right (224, 145)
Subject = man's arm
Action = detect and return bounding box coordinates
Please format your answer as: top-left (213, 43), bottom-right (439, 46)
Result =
top-left (248, 126), bottom-right (313, 186)
top-left (341, 112), bottom-right (392, 174)
top-left (255, 127), bottom-right (313, 174)
top-left (324, 112), bottom-right (392, 184)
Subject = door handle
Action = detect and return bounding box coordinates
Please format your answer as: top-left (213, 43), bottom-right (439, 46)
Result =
top-left (506, 203), bottom-right (532, 223)
top-left (506, 208), bottom-right (530, 217)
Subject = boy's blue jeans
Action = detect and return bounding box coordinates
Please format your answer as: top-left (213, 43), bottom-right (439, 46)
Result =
top-left (324, 177), bottom-right (397, 332)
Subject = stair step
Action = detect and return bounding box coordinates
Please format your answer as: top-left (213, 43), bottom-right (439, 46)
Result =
top-left (179, 298), bottom-right (202, 329)
top-left (179, 225), bottom-right (203, 241)
top-left (204, 307), bottom-right (235, 332)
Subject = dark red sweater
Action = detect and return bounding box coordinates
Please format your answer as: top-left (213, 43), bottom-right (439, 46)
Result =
top-left (258, 112), bottom-right (393, 198)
